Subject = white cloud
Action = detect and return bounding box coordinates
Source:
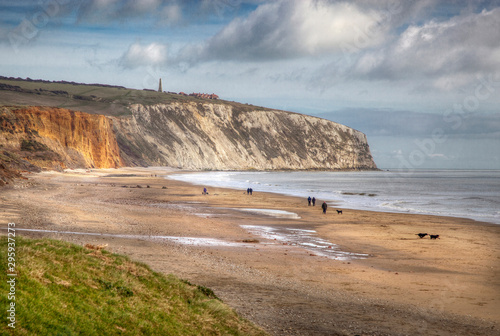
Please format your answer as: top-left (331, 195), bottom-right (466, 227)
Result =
top-left (119, 42), bottom-right (168, 68)
top-left (352, 8), bottom-right (500, 89)
top-left (177, 0), bottom-right (388, 63)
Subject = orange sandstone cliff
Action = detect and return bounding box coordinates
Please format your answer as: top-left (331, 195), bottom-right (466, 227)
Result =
top-left (0, 107), bottom-right (123, 177)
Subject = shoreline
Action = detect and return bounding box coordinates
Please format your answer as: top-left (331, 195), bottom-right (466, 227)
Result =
top-left (167, 169), bottom-right (500, 226)
top-left (1, 167), bottom-right (499, 335)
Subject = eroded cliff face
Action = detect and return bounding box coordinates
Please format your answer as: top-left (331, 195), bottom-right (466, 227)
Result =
top-left (0, 107), bottom-right (123, 171)
top-left (0, 102), bottom-right (376, 180)
top-left (114, 103), bottom-right (377, 170)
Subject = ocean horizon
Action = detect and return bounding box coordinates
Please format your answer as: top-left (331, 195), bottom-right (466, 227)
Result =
top-left (168, 169), bottom-right (500, 225)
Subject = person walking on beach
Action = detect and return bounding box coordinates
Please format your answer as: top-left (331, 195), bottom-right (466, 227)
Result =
top-left (321, 201), bottom-right (327, 214)
top-left (312, 197), bottom-right (316, 206)
top-left (249, 188), bottom-right (253, 195)
top-left (308, 196), bottom-right (311, 206)
top-left (203, 187), bottom-right (208, 195)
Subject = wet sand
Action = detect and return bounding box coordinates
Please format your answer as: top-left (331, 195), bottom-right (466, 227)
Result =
top-left (1, 167), bottom-right (499, 335)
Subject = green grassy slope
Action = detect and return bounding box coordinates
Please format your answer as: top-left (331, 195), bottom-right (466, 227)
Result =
top-left (0, 77), bottom-right (267, 117)
top-left (0, 236), bottom-right (267, 336)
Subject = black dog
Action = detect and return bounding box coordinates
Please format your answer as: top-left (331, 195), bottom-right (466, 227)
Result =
top-left (336, 210), bottom-right (343, 214)
top-left (416, 233), bottom-right (428, 238)
top-left (429, 234), bottom-right (440, 239)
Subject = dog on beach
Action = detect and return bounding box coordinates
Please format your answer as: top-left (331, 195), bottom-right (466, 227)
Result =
top-left (416, 233), bottom-right (428, 238)
top-left (336, 210), bottom-right (343, 214)
top-left (429, 234), bottom-right (440, 239)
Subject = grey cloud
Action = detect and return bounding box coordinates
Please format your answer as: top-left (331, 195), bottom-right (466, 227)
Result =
top-left (76, 0), bottom-right (164, 23)
top-left (0, 0), bottom-right (241, 28)
top-left (75, 0), bottom-right (260, 25)
top-left (308, 5), bottom-right (500, 91)
top-left (351, 8), bottom-right (500, 87)
top-left (172, 0), bottom-right (475, 65)
top-left (0, 0), bottom-right (83, 49)
top-left (176, 0), bottom-right (388, 63)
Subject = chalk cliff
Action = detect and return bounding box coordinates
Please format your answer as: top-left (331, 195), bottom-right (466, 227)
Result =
top-left (114, 103), bottom-right (377, 170)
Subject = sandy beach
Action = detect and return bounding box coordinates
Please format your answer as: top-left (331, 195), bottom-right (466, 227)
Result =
top-left (1, 167), bottom-right (499, 336)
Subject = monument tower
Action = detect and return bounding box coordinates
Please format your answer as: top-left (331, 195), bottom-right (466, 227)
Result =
top-left (158, 78), bottom-right (162, 92)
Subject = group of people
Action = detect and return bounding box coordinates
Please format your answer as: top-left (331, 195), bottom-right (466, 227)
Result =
top-left (203, 185), bottom-right (331, 214)
top-left (308, 196), bottom-right (328, 214)
top-left (203, 187), bottom-right (254, 195)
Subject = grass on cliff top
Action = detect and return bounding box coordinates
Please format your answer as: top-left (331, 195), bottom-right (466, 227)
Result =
top-left (0, 235), bottom-right (267, 336)
top-left (0, 78), bottom-right (271, 117)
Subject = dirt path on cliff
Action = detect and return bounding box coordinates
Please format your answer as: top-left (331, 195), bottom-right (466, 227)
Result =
top-left (1, 168), bottom-right (499, 336)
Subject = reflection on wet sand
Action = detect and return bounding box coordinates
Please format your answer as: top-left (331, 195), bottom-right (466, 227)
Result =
top-left (241, 225), bottom-right (368, 260)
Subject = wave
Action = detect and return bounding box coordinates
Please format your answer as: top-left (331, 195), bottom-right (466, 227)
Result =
top-left (168, 170), bottom-right (500, 225)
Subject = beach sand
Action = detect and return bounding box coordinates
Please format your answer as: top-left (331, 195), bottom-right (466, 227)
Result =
top-left (1, 167), bottom-right (499, 335)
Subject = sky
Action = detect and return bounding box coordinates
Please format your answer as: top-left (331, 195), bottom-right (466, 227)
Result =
top-left (0, 0), bottom-right (499, 169)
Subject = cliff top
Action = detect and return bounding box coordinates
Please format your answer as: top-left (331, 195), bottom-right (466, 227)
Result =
top-left (0, 76), bottom-right (273, 117)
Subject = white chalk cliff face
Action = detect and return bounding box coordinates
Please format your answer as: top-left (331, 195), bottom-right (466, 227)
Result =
top-left (114, 102), bottom-right (377, 170)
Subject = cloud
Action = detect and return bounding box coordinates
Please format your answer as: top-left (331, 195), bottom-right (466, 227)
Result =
top-left (119, 42), bottom-right (168, 68)
top-left (75, 0), bottom-right (263, 26)
top-left (158, 3), bottom-right (182, 26)
top-left (351, 8), bottom-right (500, 89)
top-left (77, 0), bottom-right (163, 22)
top-left (176, 0), bottom-right (388, 63)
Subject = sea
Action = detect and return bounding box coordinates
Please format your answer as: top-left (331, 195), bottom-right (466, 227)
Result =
top-left (168, 170), bottom-right (500, 225)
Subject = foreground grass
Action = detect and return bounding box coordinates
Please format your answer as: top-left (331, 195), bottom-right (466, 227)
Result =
top-left (0, 236), bottom-right (267, 336)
